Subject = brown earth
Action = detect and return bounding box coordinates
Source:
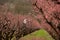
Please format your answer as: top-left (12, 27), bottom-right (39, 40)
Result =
top-left (20, 36), bottom-right (45, 40)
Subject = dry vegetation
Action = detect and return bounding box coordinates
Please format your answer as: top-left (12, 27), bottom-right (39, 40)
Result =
top-left (31, 0), bottom-right (60, 40)
top-left (0, 0), bottom-right (60, 40)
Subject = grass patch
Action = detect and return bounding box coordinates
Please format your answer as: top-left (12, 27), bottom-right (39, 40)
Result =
top-left (20, 29), bottom-right (54, 40)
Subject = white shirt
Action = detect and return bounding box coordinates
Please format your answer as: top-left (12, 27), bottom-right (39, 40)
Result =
top-left (23, 19), bottom-right (27, 24)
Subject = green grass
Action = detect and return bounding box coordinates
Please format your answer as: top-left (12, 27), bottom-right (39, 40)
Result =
top-left (19, 29), bottom-right (55, 40)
